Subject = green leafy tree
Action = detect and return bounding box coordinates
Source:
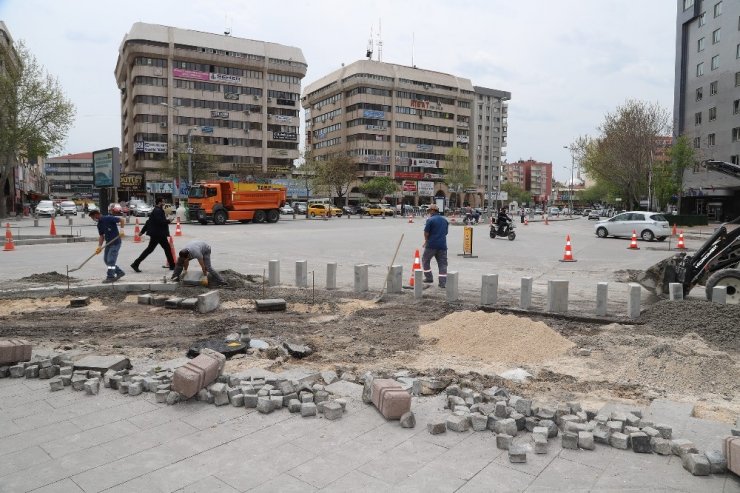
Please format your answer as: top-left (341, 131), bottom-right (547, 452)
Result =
top-left (158, 140), bottom-right (219, 184)
top-left (667, 135), bottom-right (695, 211)
top-left (575, 100), bottom-right (670, 209)
top-left (359, 176), bottom-right (397, 201)
top-left (0, 41), bottom-right (75, 217)
top-left (579, 180), bottom-right (618, 205)
top-left (500, 182), bottom-right (532, 205)
top-left (652, 161), bottom-right (677, 212)
top-left (312, 154), bottom-right (358, 204)
top-left (443, 146), bottom-right (472, 208)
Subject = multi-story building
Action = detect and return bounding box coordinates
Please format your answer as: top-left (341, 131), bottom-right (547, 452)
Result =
top-left (44, 153), bottom-right (95, 199)
top-left (472, 87), bottom-right (510, 206)
top-left (674, 0), bottom-right (740, 221)
top-left (0, 21), bottom-right (21, 214)
top-left (505, 159), bottom-right (553, 206)
top-left (302, 60), bottom-right (481, 207)
top-left (115, 23), bottom-right (306, 199)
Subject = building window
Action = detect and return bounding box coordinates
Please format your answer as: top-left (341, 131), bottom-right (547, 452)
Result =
top-left (684, 0), bottom-right (694, 10)
top-left (697, 62), bottom-right (704, 76)
top-left (732, 155), bottom-right (739, 164)
top-left (713, 28), bottom-right (721, 43)
top-left (736, 72), bottom-right (740, 86)
top-left (698, 37), bottom-right (705, 51)
top-left (710, 81), bottom-right (718, 95)
top-left (699, 11), bottom-right (707, 26)
top-left (696, 87), bottom-right (704, 100)
top-left (694, 137), bottom-right (701, 148)
top-left (733, 127), bottom-right (740, 142)
top-left (708, 133), bottom-right (716, 146)
top-left (711, 55), bottom-right (719, 70)
top-left (695, 112), bottom-right (703, 125)
top-left (734, 99), bottom-right (739, 114)
top-left (737, 43), bottom-right (740, 58)
top-left (709, 106), bottom-right (717, 120)
top-left (714, 1), bottom-right (722, 17)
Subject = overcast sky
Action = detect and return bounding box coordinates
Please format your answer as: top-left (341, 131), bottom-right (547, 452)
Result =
top-left (1, 0), bottom-right (676, 181)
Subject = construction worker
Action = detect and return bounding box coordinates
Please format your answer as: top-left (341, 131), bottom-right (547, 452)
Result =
top-left (130, 198), bottom-right (175, 272)
top-left (422, 204), bottom-right (449, 288)
top-left (171, 240), bottom-right (227, 286)
top-left (89, 210), bottom-right (126, 283)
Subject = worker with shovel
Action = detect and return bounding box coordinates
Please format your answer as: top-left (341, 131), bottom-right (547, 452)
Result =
top-left (89, 210), bottom-right (126, 283)
top-left (171, 240), bottom-right (227, 287)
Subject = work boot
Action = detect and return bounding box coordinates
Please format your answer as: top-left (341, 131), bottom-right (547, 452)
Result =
top-left (102, 277), bottom-right (116, 284)
top-left (130, 262), bottom-right (141, 273)
top-left (423, 278), bottom-right (434, 284)
top-left (115, 272), bottom-right (126, 280)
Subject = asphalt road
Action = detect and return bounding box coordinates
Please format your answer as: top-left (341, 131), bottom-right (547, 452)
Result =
top-left (3, 214), bottom-right (711, 309)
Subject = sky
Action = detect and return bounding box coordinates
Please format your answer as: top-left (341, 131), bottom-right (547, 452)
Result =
top-left (0, 0), bottom-right (677, 182)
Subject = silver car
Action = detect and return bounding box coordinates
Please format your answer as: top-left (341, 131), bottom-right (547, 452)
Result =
top-left (594, 211), bottom-right (671, 242)
top-left (59, 200), bottom-right (78, 215)
top-left (130, 200), bottom-right (153, 217)
top-left (35, 200), bottom-right (56, 217)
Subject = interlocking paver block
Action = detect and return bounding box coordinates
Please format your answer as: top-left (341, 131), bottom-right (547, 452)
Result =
top-left (323, 401), bottom-right (343, 420)
top-left (172, 348), bottom-right (226, 399)
top-left (508, 445), bottom-right (527, 463)
top-left (496, 434), bottom-right (513, 450)
top-left (682, 453), bottom-right (710, 476)
top-left (301, 402), bottom-right (317, 417)
top-left (427, 421), bottom-right (447, 435)
top-left (0, 340), bottom-right (32, 365)
top-left (446, 415), bottom-right (470, 433)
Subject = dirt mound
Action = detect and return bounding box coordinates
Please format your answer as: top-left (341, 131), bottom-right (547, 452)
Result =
top-left (216, 269), bottom-right (263, 288)
top-left (17, 272), bottom-right (77, 283)
top-left (419, 311), bottom-right (575, 363)
top-left (638, 299), bottom-right (740, 351)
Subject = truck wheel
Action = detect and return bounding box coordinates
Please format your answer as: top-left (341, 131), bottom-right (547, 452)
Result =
top-left (253, 210), bottom-right (266, 223)
top-left (213, 210), bottom-right (227, 225)
top-left (266, 209), bottom-right (280, 223)
top-left (705, 268), bottom-right (740, 304)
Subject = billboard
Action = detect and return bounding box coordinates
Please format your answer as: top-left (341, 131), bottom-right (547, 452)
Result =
top-left (119, 173), bottom-right (145, 191)
top-left (418, 181), bottom-right (435, 197)
top-left (92, 147), bottom-right (120, 188)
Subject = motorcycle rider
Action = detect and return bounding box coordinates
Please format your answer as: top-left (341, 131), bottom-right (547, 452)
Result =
top-left (496, 207), bottom-right (511, 234)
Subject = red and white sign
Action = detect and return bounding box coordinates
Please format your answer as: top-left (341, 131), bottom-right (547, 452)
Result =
top-left (173, 68), bottom-right (242, 84)
top-left (402, 180), bottom-right (417, 192)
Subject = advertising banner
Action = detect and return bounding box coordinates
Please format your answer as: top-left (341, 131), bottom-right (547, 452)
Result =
top-left (134, 141), bottom-right (167, 153)
top-left (272, 132), bottom-right (298, 141)
top-left (402, 180), bottom-right (417, 192)
top-left (363, 109), bottom-right (385, 119)
top-left (92, 147), bottom-right (120, 188)
top-left (417, 181), bottom-right (435, 197)
top-left (119, 173), bottom-right (145, 191)
top-left (412, 158), bottom-right (438, 168)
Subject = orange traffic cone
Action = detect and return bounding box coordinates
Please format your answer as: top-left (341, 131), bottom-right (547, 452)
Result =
top-left (49, 217), bottom-right (57, 237)
top-left (408, 249), bottom-right (422, 286)
top-left (408, 216), bottom-right (414, 224)
top-left (4, 223), bottom-right (15, 251)
top-left (671, 223), bottom-right (677, 236)
top-left (174, 217), bottom-right (183, 237)
top-left (134, 217), bottom-right (142, 243)
top-left (169, 236), bottom-right (177, 263)
top-left (627, 230), bottom-right (640, 250)
top-left (676, 231), bottom-right (686, 250)
top-left (524, 216), bottom-right (529, 226)
top-left (559, 234), bottom-right (577, 262)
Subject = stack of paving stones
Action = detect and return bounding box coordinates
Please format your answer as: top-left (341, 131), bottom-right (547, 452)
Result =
top-left (422, 384), bottom-right (729, 477)
top-left (138, 293), bottom-right (198, 310)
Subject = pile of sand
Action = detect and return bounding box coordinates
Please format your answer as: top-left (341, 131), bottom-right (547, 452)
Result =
top-left (419, 311), bottom-right (575, 363)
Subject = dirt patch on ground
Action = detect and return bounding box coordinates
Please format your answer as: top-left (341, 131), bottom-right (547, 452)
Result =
top-left (16, 271), bottom-right (78, 283)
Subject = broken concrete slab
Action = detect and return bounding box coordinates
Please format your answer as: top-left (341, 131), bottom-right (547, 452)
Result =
top-left (255, 298), bottom-right (287, 312)
top-left (283, 342), bottom-right (312, 359)
top-left (197, 290), bottom-right (220, 314)
top-left (73, 355), bottom-right (131, 374)
top-left (325, 380), bottom-right (363, 401)
top-left (69, 297), bottom-right (90, 308)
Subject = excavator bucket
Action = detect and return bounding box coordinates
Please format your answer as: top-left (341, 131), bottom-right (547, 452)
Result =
top-left (635, 253), bottom-right (685, 297)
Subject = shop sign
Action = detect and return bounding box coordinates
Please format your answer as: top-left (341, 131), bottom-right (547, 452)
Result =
top-left (211, 111), bottom-right (229, 119)
top-left (363, 109), bottom-right (384, 119)
top-left (119, 173), bottom-right (145, 191)
top-left (402, 180), bottom-right (417, 192)
top-left (134, 141), bottom-right (167, 153)
top-left (417, 181), bottom-right (435, 196)
top-left (272, 132), bottom-right (298, 141)
top-left (416, 144), bottom-right (433, 152)
top-left (412, 158), bottom-right (437, 168)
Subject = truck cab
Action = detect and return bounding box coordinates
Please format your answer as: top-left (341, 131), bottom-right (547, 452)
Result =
top-left (188, 181), bottom-right (286, 225)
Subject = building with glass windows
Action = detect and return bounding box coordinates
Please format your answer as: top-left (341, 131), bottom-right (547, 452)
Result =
top-left (115, 23), bottom-right (306, 198)
top-left (674, 0), bottom-right (740, 220)
top-left (302, 60), bottom-right (509, 208)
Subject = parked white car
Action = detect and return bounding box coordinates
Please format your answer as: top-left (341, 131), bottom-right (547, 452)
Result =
top-left (59, 200), bottom-right (78, 215)
top-left (35, 200), bottom-right (56, 217)
top-left (594, 211), bottom-right (671, 242)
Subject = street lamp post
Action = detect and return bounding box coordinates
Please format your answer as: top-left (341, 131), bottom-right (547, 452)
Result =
top-left (563, 145), bottom-right (576, 215)
top-left (160, 102), bottom-right (182, 198)
top-left (186, 127), bottom-right (196, 186)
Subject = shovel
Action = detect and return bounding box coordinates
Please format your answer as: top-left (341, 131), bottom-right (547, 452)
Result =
top-left (374, 233), bottom-right (404, 303)
top-left (68, 234), bottom-right (120, 273)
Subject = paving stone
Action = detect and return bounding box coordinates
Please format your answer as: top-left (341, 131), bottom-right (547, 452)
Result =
top-left (641, 426), bottom-right (660, 439)
top-left (314, 390), bottom-right (330, 404)
top-left (704, 449), bottom-right (727, 473)
top-left (624, 413), bottom-right (641, 427)
top-left (244, 394), bottom-right (258, 408)
top-left (323, 401), bottom-right (343, 420)
top-left (180, 298), bottom-right (198, 310)
top-left (270, 395), bottom-right (283, 410)
top-left (508, 445), bottom-right (527, 463)
top-left (532, 426), bottom-right (548, 441)
top-left (471, 413), bottom-right (488, 431)
top-left (320, 370), bottom-right (338, 385)
top-left (671, 438), bottom-right (698, 457)
top-left (510, 411), bottom-right (526, 431)
top-left (74, 355), bottom-right (131, 374)
top-left (610, 431), bottom-right (629, 449)
top-left (400, 411), bottom-right (416, 428)
top-left (682, 453), bottom-right (711, 476)
top-left (282, 392), bottom-right (298, 406)
top-left (533, 435), bottom-right (548, 454)
top-left (494, 418), bottom-right (517, 436)
top-left (494, 402), bottom-right (508, 418)
top-left (655, 423), bottom-right (672, 440)
top-left (593, 424), bottom-right (611, 444)
top-left (155, 389), bottom-right (168, 403)
top-left (427, 420), bottom-right (447, 435)
top-left (24, 365), bottom-right (39, 378)
top-left (446, 415), bottom-right (470, 433)
top-left (496, 434), bottom-right (513, 450)
top-left (38, 365), bottom-right (60, 379)
top-left (209, 383), bottom-right (229, 406)
top-left (578, 431), bottom-right (595, 450)
top-left (9, 364), bottom-right (25, 378)
top-left (71, 375), bottom-right (87, 391)
top-left (230, 394), bottom-right (244, 407)
top-left (513, 397), bottom-right (532, 416)
top-left (536, 406), bottom-right (555, 420)
top-left (137, 294), bottom-right (152, 305)
top-left (60, 366), bottom-right (74, 377)
top-left (629, 432), bottom-right (651, 453)
top-left (118, 381), bottom-right (130, 395)
top-left (606, 420), bottom-right (623, 434)
top-left (301, 402), bottom-right (317, 417)
top-left (109, 374), bottom-right (122, 390)
top-left (288, 399), bottom-right (302, 413)
top-left (524, 416), bottom-right (539, 432)
top-left (49, 377), bottom-right (64, 391)
top-left (257, 396), bottom-right (273, 414)
top-left (61, 375), bottom-right (72, 386)
top-left (166, 391), bottom-right (181, 405)
top-left (562, 431), bottom-right (579, 450)
top-left (624, 425), bottom-right (640, 435)
top-left (128, 382), bottom-right (143, 396)
top-left (651, 437), bottom-right (672, 455)
top-left (334, 398), bottom-right (347, 411)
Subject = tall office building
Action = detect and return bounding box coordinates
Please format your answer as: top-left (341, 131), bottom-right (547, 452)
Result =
top-left (674, 0), bottom-right (740, 220)
top-left (472, 87), bottom-right (510, 205)
top-left (302, 60), bottom-right (483, 207)
top-left (115, 23), bottom-right (306, 198)
top-left (505, 159), bottom-right (552, 206)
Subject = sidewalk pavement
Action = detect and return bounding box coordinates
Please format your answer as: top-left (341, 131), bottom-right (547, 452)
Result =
top-left (0, 376), bottom-right (738, 492)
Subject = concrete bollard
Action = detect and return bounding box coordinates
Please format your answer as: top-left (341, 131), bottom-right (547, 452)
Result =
top-left (712, 285), bottom-right (727, 304)
top-left (520, 277), bottom-right (533, 310)
top-left (596, 282), bottom-right (608, 316)
top-left (388, 265), bottom-right (403, 294)
top-left (446, 272), bottom-right (459, 302)
top-left (354, 264), bottom-right (368, 293)
top-left (481, 274), bottom-right (498, 306)
top-left (326, 262), bottom-right (337, 290)
top-left (627, 283), bottom-right (641, 319)
top-left (547, 280), bottom-right (569, 313)
top-left (268, 260), bottom-right (280, 287)
top-left (295, 260), bottom-right (308, 288)
top-left (414, 270), bottom-right (423, 299)
top-left (668, 283), bottom-right (683, 301)
top-left (34, 218), bottom-right (39, 227)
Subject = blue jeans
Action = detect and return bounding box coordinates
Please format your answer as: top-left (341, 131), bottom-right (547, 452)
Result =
top-left (104, 241), bottom-right (124, 279)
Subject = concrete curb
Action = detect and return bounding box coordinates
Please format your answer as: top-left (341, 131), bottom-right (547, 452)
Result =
top-left (476, 304), bottom-right (644, 325)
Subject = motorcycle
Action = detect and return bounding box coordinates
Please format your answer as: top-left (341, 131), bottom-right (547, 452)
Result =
top-left (490, 220), bottom-right (516, 241)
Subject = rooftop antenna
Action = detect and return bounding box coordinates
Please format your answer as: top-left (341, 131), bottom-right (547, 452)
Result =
top-left (224, 14), bottom-right (232, 36)
top-left (366, 26), bottom-right (374, 60)
top-left (377, 19), bottom-right (383, 62)
top-left (411, 32), bottom-right (415, 67)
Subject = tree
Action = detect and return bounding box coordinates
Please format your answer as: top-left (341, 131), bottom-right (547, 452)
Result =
top-left (579, 180), bottom-right (618, 205)
top-left (359, 176), bottom-right (397, 201)
top-left (651, 161), bottom-right (677, 212)
top-left (500, 182), bottom-right (531, 205)
top-left (667, 135), bottom-right (695, 212)
top-left (158, 140), bottom-right (219, 184)
top-left (576, 100), bottom-right (670, 209)
top-left (311, 154), bottom-right (358, 204)
top-left (0, 41), bottom-right (75, 217)
top-left (443, 146), bottom-right (472, 208)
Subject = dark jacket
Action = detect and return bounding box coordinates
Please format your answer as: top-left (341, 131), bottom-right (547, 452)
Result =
top-left (140, 205), bottom-right (170, 238)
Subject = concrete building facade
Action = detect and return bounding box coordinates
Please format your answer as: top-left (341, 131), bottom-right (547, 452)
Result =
top-left (115, 23), bottom-right (306, 198)
top-left (505, 159), bottom-right (553, 206)
top-left (302, 60), bottom-right (487, 207)
top-left (674, 0), bottom-right (740, 221)
top-left (44, 153), bottom-right (95, 200)
top-left (472, 86), bottom-right (510, 207)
